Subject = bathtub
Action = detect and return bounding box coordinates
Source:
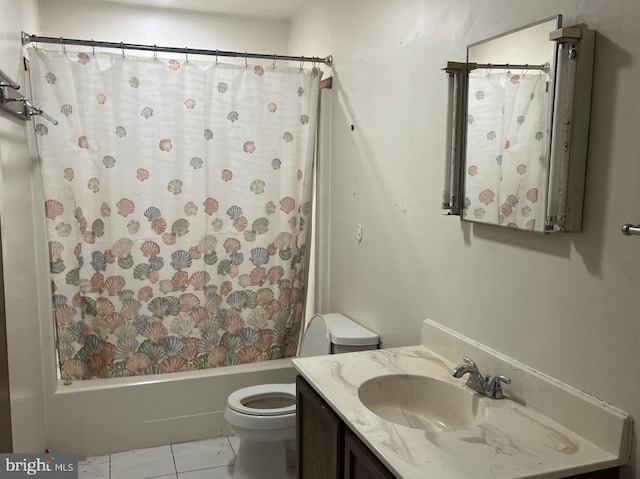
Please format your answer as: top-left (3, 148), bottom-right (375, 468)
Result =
top-left (46, 358), bottom-right (296, 457)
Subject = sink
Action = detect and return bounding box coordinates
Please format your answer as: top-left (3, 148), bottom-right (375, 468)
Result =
top-left (358, 374), bottom-right (485, 431)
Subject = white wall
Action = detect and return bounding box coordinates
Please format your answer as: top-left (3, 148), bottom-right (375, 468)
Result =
top-left (0, 0), bottom-right (45, 453)
top-left (289, 1), bottom-right (640, 477)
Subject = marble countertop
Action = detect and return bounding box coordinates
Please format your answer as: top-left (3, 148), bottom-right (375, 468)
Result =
top-left (293, 343), bottom-right (628, 479)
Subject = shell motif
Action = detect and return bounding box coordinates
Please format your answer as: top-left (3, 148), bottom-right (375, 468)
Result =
top-left (223, 238), bottom-right (241, 254)
top-left (204, 129), bottom-right (213, 140)
top-left (202, 197), bottom-right (219, 216)
top-left (136, 168), bottom-right (150, 181)
top-left (168, 179), bottom-right (183, 195)
top-left (91, 219), bottom-right (105, 237)
top-left (45, 72), bottom-right (57, 84)
top-left (208, 346), bottom-right (227, 367)
top-left (487, 131), bottom-right (496, 141)
top-left (148, 296), bottom-right (180, 318)
top-left (119, 289), bottom-right (135, 302)
top-left (197, 235), bottom-right (217, 254)
top-left (189, 247), bottom-right (201, 260)
top-left (60, 104), bottom-right (73, 116)
top-left (250, 267), bottom-right (267, 286)
top-left (63, 167), bottom-right (74, 181)
top-left (501, 202), bottom-right (513, 217)
top-left (189, 306), bottom-right (208, 325)
top-left (182, 336), bottom-right (199, 361)
top-left (35, 123), bottom-right (48, 136)
top-left (257, 288), bottom-right (275, 307)
top-left (160, 356), bottom-right (185, 373)
top-left (63, 359), bottom-right (88, 380)
top-left (221, 169), bottom-right (233, 182)
top-left (467, 165), bottom-right (478, 176)
top-left (78, 136), bottom-right (89, 149)
top-left (87, 177), bottom-right (100, 193)
top-left (126, 353), bottom-right (151, 375)
top-left (226, 205), bottom-right (243, 219)
top-left (250, 179), bottom-right (265, 194)
top-left (527, 188), bottom-right (538, 203)
top-left (254, 65), bottom-right (264, 76)
top-left (211, 218), bottom-right (223, 232)
top-left (144, 206), bottom-right (162, 222)
top-left (510, 74), bottom-right (521, 84)
top-left (220, 281), bottom-right (233, 296)
top-left (217, 82), bottom-right (228, 93)
top-left (282, 132), bottom-right (293, 143)
top-left (297, 169), bottom-right (303, 181)
top-left (77, 52), bottom-right (90, 65)
top-left (116, 126), bottom-right (127, 137)
top-left (139, 340), bottom-right (168, 364)
top-left (521, 206), bottom-right (532, 217)
top-left (279, 197), bottom-right (295, 214)
top-left (111, 238), bottom-right (133, 258)
top-left (237, 346), bottom-right (261, 364)
top-left (506, 195), bottom-right (519, 206)
top-left (184, 98), bottom-right (196, 109)
top-left (227, 111), bottom-right (239, 122)
top-left (504, 140), bottom-right (511, 150)
top-left (129, 76), bottom-right (140, 88)
top-left (473, 208), bottom-right (486, 219)
top-left (144, 321), bottom-right (169, 344)
top-left (133, 263), bottom-right (149, 281)
top-left (127, 220), bottom-right (140, 234)
top-left (55, 304), bottom-right (77, 325)
top-left (98, 202), bottom-right (110, 218)
top-left (148, 270), bottom-right (160, 283)
top-left (104, 275), bottom-right (126, 296)
top-left (266, 265), bottom-right (284, 284)
top-left (171, 218), bottom-right (190, 237)
top-left (267, 243), bottom-right (277, 255)
top-left (268, 103), bottom-right (277, 113)
top-left (301, 201), bottom-right (311, 216)
top-left (265, 201), bottom-right (276, 215)
top-left (170, 314), bottom-right (194, 337)
top-left (478, 189), bottom-right (495, 205)
top-left (243, 141), bottom-right (256, 153)
top-left (159, 139), bottom-right (173, 151)
top-left (190, 157), bottom-right (203, 169)
top-left (84, 231), bottom-right (96, 244)
top-left (526, 219), bottom-right (536, 230)
top-left (257, 328), bottom-right (272, 351)
top-left (171, 271), bottom-right (189, 291)
top-left (159, 279), bottom-right (173, 294)
top-left (223, 314), bottom-right (245, 334)
top-left (179, 293), bottom-right (200, 313)
top-left (233, 216), bottom-right (248, 232)
top-left (121, 299), bottom-right (142, 320)
top-left (78, 216), bottom-right (88, 234)
top-left (300, 114), bottom-right (309, 125)
top-left (517, 115), bottom-right (525, 125)
top-left (56, 222), bottom-right (72, 238)
top-left (116, 198), bottom-right (135, 217)
top-left (496, 155), bottom-right (503, 165)
top-left (162, 232), bottom-right (176, 245)
top-left (171, 250), bottom-right (192, 271)
top-left (90, 272), bottom-right (104, 293)
top-left (113, 322), bottom-right (138, 341)
top-left (183, 202), bottom-right (197, 217)
top-left (243, 230), bottom-right (256, 242)
top-left (271, 158), bottom-right (281, 169)
top-left (45, 199), bottom-right (64, 220)
top-left (250, 247), bottom-right (270, 267)
top-left (152, 218), bottom-right (167, 234)
top-left (90, 252), bottom-right (107, 274)
top-left (102, 155), bottom-right (116, 168)
top-left (96, 93), bottom-right (107, 104)
top-left (189, 271), bottom-right (210, 290)
top-left (148, 255), bottom-right (164, 271)
top-left (168, 59), bottom-right (181, 71)
top-left (517, 164), bottom-right (527, 175)
top-left (297, 87), bottom-right (304, 97)
top-left (140, 106), bottom-right (154, 119)
top-left (252, 217), bottom-right (269, 235)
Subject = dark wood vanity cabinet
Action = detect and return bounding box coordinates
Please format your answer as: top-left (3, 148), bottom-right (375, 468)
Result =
top-left (297, 375), bottom-right (395, 479)
top-left (296, 375), bottom-right (619, 479)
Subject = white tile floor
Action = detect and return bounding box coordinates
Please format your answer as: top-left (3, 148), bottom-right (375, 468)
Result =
top-left (78, 436), bottom-right (295, 479)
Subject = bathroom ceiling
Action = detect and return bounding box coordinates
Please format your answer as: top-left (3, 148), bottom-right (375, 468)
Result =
top-left (87, 0), bottom-right (314, 19)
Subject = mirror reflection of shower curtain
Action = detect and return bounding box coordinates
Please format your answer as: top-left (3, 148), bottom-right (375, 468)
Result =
top-left (29, 48), bottom-right (321, 380)
top-left (464, 71), bottom-right (550, 231)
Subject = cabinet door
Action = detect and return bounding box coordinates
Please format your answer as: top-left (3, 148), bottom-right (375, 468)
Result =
top-left (297, 375), bottom-right (344, 479)
top-left (344, 429), bottom-right (396, 479)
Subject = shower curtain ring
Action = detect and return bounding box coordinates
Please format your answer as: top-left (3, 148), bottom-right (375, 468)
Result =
top-left (300, 59), bottom-right (304, 71)
top-left (215, 50), bottom-right (218, 64)
top-left (120, 42), bottom-right (125, 59)
top-left (154, 45), bottom-right (158, 61)
top-left (60, 37), bottom-right (66, 54)
top-left (185, 47), bottom-right (189, 63)
top-left (245, 52), bottom-right (248, 68)
top-left (273, 54), bottom-right (277, 70)
top-left (91, 39), bottom-right (96, 56)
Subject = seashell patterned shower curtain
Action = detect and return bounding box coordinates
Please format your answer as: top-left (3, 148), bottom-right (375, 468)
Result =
top-left (29, 48), bottom-right (320, 380)
top-left (464, 71), bottom-right (550, 230)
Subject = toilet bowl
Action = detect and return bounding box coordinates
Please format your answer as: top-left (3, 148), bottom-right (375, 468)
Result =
top-left (224, 313), bottom-right (379, 479)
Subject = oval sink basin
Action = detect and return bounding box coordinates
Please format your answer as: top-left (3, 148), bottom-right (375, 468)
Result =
top-left (358, 374), bottom-right (485, 431)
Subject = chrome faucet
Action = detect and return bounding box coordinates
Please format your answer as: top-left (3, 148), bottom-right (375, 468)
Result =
top-left (451, 356), bottom-right (511, 399)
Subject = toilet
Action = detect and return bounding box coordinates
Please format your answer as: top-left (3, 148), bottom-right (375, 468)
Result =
top-left (224, 313), bottom-right (379, 479)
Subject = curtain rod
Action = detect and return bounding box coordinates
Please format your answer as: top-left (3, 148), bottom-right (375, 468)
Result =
top-left (21, 32), bottom-right (333, 67)
top-left (469, 62), bottom-right (551, 73)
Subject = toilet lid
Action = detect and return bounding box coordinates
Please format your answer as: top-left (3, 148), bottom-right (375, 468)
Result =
top-left (227, 383), bottom-right (296, 416)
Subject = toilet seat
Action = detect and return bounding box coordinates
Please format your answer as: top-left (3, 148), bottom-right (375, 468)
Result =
top-left (227, 383), bottom-right (296, 417)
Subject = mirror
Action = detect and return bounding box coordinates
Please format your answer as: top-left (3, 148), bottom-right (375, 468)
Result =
top-left (462, 16), bottom-right (561, 232)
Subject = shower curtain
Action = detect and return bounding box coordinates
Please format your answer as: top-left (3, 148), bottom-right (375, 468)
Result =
top-left (464, 71), bottom-right (550, 230)
top-left (29, 48), bottom-right (320, 380)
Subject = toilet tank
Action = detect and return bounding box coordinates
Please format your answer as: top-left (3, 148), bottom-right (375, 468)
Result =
top-left (299, 313), bottom-right (379, 357)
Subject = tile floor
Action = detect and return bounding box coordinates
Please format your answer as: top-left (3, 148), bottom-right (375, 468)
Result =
top-left (78, 436), bottom-right (296, 479)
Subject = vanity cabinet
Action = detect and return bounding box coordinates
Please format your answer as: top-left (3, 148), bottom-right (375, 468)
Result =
top-left (297, 375), bottom-right (396, 479)
top-left (296, 375), bottom-right (620, 479)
